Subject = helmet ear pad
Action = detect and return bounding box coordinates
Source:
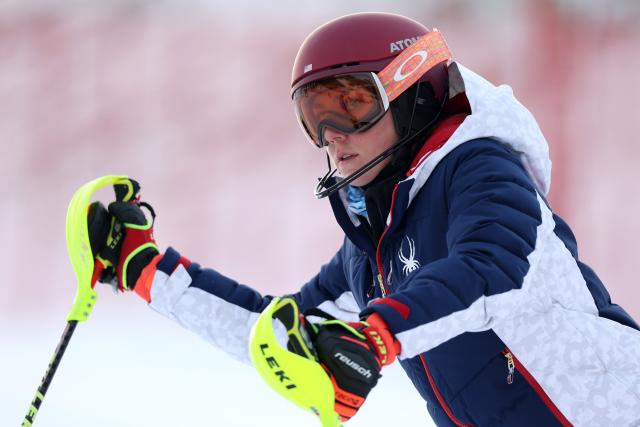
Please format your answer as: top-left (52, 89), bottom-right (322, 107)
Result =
top-left (389, 62), bottom-right (449, 140)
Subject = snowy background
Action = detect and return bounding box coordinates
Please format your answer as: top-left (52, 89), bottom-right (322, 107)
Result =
top-left (2, 0), bottom-right (640, 426)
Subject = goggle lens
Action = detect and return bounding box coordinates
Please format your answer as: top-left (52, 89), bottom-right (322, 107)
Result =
top-left (293, 72), bottom-right (389, 147)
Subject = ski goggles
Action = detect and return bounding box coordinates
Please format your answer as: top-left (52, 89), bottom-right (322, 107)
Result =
top-left (293, 72), bottom-right (390, 147)
top-left (293, 30), bottom-right (453, 149)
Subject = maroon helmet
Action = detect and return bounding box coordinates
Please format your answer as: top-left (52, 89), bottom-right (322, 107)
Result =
top-left (291, 12), bottom-right (451, 197)
top-left (292, 13), bottom-right (433, 91)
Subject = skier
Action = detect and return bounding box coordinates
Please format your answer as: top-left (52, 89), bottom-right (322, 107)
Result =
top-left (87, 12), bottom-right (640, 427)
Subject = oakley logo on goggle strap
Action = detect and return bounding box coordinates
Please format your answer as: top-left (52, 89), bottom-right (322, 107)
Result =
top-left (390, 36), bottom-right (420, 53)
top-left (393, 50), bottom-right (428, 82)
top-left (380, 30), bottom-right (452, 102)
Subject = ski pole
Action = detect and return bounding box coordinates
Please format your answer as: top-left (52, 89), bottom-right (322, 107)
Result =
top-left (21, 175), bottom-right (131, 426)
top-left (250, 297), bottom-right (342, 427)
top-left (21, 321), bottom-right (78, 427)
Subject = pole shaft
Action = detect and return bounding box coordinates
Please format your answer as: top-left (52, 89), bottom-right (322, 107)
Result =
top-left (21, 321), bottom-right (78, 427)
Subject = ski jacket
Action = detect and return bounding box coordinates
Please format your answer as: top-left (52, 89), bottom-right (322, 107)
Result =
top-left (145, 64), bottom-right (640, 426)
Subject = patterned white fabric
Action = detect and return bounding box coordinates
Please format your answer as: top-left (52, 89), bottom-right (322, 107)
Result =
top-left (394, 193), bottom-right (640, 425)
top-left (408, 63), bottom-right (552, 204)
top-left (493, 199), bottom-right (640, 426)
top-left (393, 63), bottom-right (640, 425)
top-left (148, 265), bottom-right (191, 316)
top-left (149, 269), bottom-right (359, 365)
top-left (149, 266), bottom-right (264, 365)
top-left (146, 63), bottom-right (640, 425)
top-left (317, 291), bottom-right (361, 322)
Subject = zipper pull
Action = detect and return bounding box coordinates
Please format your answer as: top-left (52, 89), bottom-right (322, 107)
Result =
top-left (504, 351), bottom-right (515, 384)
top-left (367, 285), bottom-right (375, 298)
top-left (367, 277), bottom-right (376, 298)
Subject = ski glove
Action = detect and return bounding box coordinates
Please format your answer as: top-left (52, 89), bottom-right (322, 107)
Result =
top-left (304, 309), bottom-right (400, 422)
top-left (87, 179), bottom-right (159, 292)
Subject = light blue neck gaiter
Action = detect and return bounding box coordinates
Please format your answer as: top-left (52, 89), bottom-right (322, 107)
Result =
top-left (347, 185), bottom-right (368, 219)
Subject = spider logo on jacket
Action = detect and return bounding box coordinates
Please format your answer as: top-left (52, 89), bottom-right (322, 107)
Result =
top-left (398, 236), bottom-right (421, 275)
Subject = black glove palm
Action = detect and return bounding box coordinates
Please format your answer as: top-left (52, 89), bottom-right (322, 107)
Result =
top-left (302, 309), bottom-right (399, 422)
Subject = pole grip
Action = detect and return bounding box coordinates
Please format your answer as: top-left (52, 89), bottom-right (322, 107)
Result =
top-left (65, 175), bottom-right (130, 322)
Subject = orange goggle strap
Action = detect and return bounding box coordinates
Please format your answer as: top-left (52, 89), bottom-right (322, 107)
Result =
top-left (378, 29), bottom-right (452, 102)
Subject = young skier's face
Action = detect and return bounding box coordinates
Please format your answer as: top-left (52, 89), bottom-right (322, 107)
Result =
top-left (324, 110), bottom-right (399, 187)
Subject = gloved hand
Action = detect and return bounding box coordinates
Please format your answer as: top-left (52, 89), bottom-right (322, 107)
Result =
top-left (303, 309), bottom-right (400, 422)
top-left (87, 179), bottom-right (159, 292)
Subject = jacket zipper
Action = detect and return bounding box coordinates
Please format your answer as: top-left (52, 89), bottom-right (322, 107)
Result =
top-left (504, 351), bottom-right (515, 384)
top-left (419, 354), bottom-right (472, 427)
top-left (374, 185), bottom-right (400, 297)
top-left (502, 348), bottom-right (572, 426)
top-left (376, 185), bottom-right (470, 426)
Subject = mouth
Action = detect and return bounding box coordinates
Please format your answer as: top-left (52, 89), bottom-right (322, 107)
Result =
top-left (337, 153), bottom-right (358, 165)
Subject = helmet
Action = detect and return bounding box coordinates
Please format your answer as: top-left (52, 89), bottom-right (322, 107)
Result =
top-left (291, 12), bottom-right (451, 198)
top-left (292, 12), bottom-right (436, 92)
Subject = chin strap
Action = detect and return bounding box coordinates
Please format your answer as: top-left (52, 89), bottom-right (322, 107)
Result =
top-left (315, 116), bottom-right (440, 199)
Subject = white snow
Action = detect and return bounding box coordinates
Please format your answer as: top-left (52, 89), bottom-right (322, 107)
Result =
top-left (1, 299), bottom-right (434, 427)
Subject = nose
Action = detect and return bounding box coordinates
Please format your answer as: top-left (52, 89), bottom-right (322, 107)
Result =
top-left (323, 126), bottom-right (347, 145)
